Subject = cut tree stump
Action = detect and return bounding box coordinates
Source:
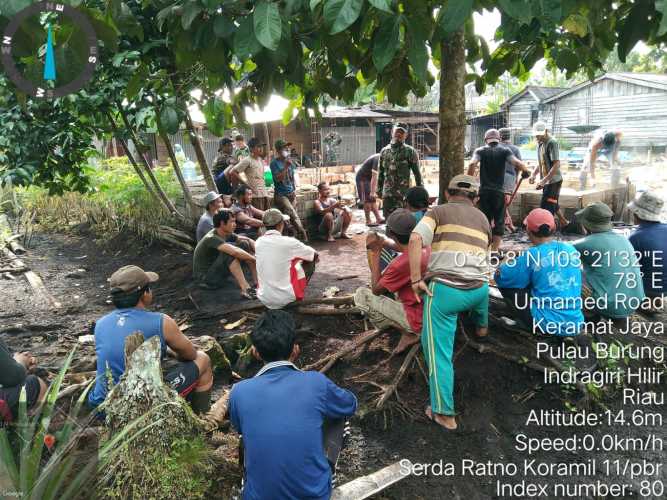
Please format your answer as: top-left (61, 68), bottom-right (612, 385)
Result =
top-left (331, 460), bottom-right (412, 499)
top-left (192, 335), bottom-right (233, 383)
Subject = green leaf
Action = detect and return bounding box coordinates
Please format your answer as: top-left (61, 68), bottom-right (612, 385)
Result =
top-left (1, 0), bottom-right (32, 17)
top-left (310, 0), bottom-right (323, 10)
top-left (562, 14), bottom-right (588, 37)
top-left (438, 0), bottom-right (473, 34)
top-left (372, 18), bottom-right (400, 71)
top-left (368, 0), bottom-right (392, 14)
top-left (254, 1), bottom-right (282, 51)
top-left (181, 2), bottom-right (203, 30)
top-left (234, 16), bottom-right (263, 58)
top-left (159, 106), bottom-right (180, 135)
top-left (323, 0), bottom-right (364, 35)
top-left (406, 26), bottom-right (428, 83)
top-left (618, 4), bottom-right (646, 62)
top-left (657, 0), bottom-right (667, 36)
top-left (498, 0), bottom-right (532, 24)
top-left (214, 16), bottom-right (236, 38)
top-left (285, 0), bottom-right (304, 15)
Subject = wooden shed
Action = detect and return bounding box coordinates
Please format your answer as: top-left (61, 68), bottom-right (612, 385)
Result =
top-left (500, 85), bottom-right (566, 144)
top-left (541, 73), bottom-right (667, 152)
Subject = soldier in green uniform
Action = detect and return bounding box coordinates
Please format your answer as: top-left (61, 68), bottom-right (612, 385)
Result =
top-left (376, 124), bottom-right (423, 218)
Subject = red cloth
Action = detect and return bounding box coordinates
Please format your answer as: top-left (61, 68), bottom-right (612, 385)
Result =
top-left (378, 248), bottom-right (431, 333)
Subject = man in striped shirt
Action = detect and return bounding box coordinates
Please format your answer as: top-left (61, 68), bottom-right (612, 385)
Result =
top-left (408, 174), bottom-right (491, 431)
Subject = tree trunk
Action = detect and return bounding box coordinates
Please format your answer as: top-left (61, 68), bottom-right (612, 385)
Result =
top-left (115, 104), bottom-right (185, 219)
top-left (438, 29), bottom-right (467, 204)
top-left (158, 125), bottom-right (196, 218)
top-left (184, 110), bottom-right (217, 192)
top-left (105, 110), bottom-right (159, 201)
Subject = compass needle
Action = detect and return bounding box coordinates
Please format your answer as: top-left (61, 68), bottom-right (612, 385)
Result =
top-left (44, 24), bottom-right (56, 81)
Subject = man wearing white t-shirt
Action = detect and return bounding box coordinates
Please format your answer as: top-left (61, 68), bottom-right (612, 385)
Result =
top-left (256, 209), bottom-right (319, 309)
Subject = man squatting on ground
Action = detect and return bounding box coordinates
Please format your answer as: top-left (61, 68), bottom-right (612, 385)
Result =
top-left (192, 209), bottom-right (258, 300)
top-left (230, 310), bottom-right (356, 500)
top-left (271, 138), bottom-right (309, 241)
top-left (408, 175), bottom-right (492, 431)
top-left (530, 121), bottom-right (569, 228)
top-left (355, 153), bottom-right (384, 226)
top-left (88, 266), bottom-right (213, 413)
top-left (196, 191), bottom-right (224, 242)
top-left (355, 209), bottom-right (430, 354)
top-left (313, 182), bottom-right (352, 242)
top-left (376, 124), bottom-right (423, 218)
top-left (255, 209), bottom-right (319, 310)
top-left (467, 128), bottom-right (529, 251)
top-left (231, 185), bottom-right (265, 240)
top-left (1, 338), bottom-right (48, 421)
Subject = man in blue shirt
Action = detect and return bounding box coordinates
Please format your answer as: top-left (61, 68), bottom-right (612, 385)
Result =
top-left (230, 310), bottom-right (357, 500)
top-left (495, 209), bottom-right (584, 337)
top-left (628, 191), bottom-right (666, 300)
top-left (270, 139), bottom-right (308, 241)
top-left (89, 266), bottom-right (213, 413)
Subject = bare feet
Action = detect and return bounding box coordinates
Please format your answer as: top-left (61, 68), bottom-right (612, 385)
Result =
top-left (376, 219), bottom-right (385, 225)
top-left (393, 332), bottom-right (419, 354)
top-left (327, 235), bottom-right (335, 242)
top-left (425, 406), bottom-right (457, 430)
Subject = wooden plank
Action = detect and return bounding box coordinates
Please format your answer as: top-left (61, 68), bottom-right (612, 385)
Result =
top-left (24, 270), bottom-right (62, 310)
top-left (331, 460), bottom-right (412, 500)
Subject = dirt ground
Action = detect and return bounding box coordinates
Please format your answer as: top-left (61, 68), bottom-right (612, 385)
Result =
top-left (1, 210), bottom-right (666, 499)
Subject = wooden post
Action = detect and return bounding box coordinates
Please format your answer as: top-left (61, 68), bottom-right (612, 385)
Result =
top-left (184, 110), bottom-right (217, 192)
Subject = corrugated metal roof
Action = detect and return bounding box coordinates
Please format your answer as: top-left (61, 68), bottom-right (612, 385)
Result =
top-left (320, 108), bottom-right (391, 119)
top-left (543, 73), bottom-right (667, 103)
top-left (500, 85), bottom-right (567, 109)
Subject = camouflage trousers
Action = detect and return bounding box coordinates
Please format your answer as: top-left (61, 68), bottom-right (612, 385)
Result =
top-left (381, 196), bottom-right (404, 218)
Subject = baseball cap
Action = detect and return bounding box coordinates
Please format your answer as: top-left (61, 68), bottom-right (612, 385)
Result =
top-left (219, 137), bottom-right (233, 149)
top-left (274, 139), bottom-right (292, 150)
top-left (532, 121), bottom-right (547, 136)
top-left (248, 137), bottom-right (265, 149)
top-left (109, 265), bottom-right (159, 293)
top-left (386, 208), bottom-right (418, 236)
top-left (448, 174), bottom-right (479, 194)
top-left (575, 202), bottom-right (613, 232)
top-left (203, 191), bottom-right (222, 207)
top-left (263, 208), bottom-right (290, 226)
top-left (523, 208), bottom-right (556, 233)
top-left (484, 128), bottom-right (500, 143)
top-left (394, 123), bottom-right (408, 133)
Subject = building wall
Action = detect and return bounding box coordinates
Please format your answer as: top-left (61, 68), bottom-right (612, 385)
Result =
top-left (545, 79), bottom-right (667, 149)
top-left (320, 124), bottom-right (376, 165)
top-left (506, 93), bottom-right (539, 144)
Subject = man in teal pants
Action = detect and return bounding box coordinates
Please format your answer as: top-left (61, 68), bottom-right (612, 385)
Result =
top-left (408, 174), bottom-right (492, 430)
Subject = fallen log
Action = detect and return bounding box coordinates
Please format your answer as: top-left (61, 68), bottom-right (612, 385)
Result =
top-left (56, 380), bottom-right (92, 401)
top-left (216, 294), bottom-right (355, 316)
top-left (8, 239), bottom-right (26, 254)
top-left (331, 460), bottom-right (412, 500)
top-left (24, 270), bottom-right (62, 310)
top-left (303, 329), bottom-right (383, 373)
top-left (296, 306), bottom-right (359, 316)
top-left (0, 266), bottom-right (27, 273)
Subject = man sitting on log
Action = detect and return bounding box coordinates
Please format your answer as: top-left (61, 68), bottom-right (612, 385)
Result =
top-left (573, 202), bottom-right (645, 321)
top-left (495, 209), bottom-right (584, 337)
top-left (231, 185), bottom-right (265, 240)
top-left (409, 174), bottom-right (491, 431)
top-left (1, 339), bottom-right (47, 422)
top-left (88, 266), bottom-right (213, 413)
top-left (196, 191), bottom-right (224, 242)
top-left (255, 209), bottom-right (318, 309)
top-left (193, 210), bottom-right (258, 299)
top-left (355, 209), bottom-right (430, 354)
top-left (230, 310), bottom-right (357, 500)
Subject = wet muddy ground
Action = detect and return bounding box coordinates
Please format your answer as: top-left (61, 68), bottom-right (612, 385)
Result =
top-left (1, 219), bottom-right (665, 499)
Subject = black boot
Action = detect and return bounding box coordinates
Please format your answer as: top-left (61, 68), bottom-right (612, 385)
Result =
top-left (189, 389), bottom-right (211, 414)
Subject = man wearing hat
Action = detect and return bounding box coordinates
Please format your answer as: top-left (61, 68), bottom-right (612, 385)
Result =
top-left (376, 124), bottom-right (423, 218)
top-left (88, 265), bottom-right (213, 413)
top-left (582, 129), bottom-right (623, 189)
top-left (212, 137), bottom-right (237, 198)
top-left (354, 209), bottom-right (431, 354)
top-left (408, 175), bottom-right (491, 430)
top-left (573, 202), bottom-right (644, 319)
top-left (468, 128), bottom-right (529, 251)
top-left (229, 137), bottom-right (271, 211)
top-left (255, 208), bottom-right (318, 309)
top-left (628, 191), bottom-right (666, 300)
top-left (530, 122), bottom-right (569, 228)
top-left (270, 138), bottom-right (308, 241)
top-left (196, 190), bottom-right (223, 242)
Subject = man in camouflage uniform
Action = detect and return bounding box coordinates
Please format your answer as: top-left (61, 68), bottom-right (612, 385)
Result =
top-left (376, 124), bottom-right (423, 218)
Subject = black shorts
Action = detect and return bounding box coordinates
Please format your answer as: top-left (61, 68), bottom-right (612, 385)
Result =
top-left (479, 189), bottom-right (506, 236)
top-left (163, 361), bottom-right (200, 397)
top-left (541, 181), bottom-right (562, 214)
top-left (0, 375), bottom-right (42, 418)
